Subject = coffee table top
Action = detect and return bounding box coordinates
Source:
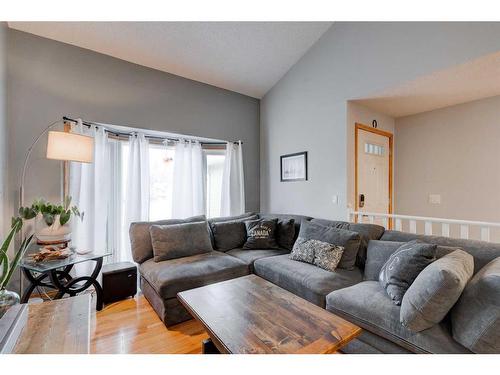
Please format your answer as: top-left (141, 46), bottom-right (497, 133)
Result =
top-left (177, 275), bottom-right (361, 354)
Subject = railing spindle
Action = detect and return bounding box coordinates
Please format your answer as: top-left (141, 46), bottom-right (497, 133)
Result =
top-left (381, 217), bottom-right (388, 228)
top-left (460, 225), bottom-right (469, 240)
top-left (395, 218), bottom-right (402, 231)
top-left (441, 223), bottom-right (450, 237)
top-left (424, 221), bottom-right (433, 235)
top-left (369, 215), bottom-right (374, 224)
top-left (409, 220), bottom-right (417, 234)
top-left (481, 227), bottom-right (490, 242)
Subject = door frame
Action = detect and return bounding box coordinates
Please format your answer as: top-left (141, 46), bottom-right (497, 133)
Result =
top-left (354, 122), bottom-right (393, 218)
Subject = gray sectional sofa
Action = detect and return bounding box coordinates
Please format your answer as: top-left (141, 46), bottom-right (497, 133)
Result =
top-left (129, 212), bottom-right (500, 354)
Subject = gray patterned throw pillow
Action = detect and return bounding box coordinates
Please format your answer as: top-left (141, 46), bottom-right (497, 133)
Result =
top-left (289, 237), bottom-right (315, 263)
top-left (313, 242), bottom-right (344, 272)
top-left (289, 237), bottom-right (344, 272)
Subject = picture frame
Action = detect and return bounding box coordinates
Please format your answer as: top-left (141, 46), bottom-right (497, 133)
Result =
top-left (280, 151), bottom-right (308, 182)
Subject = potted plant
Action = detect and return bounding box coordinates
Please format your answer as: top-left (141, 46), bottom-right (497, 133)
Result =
top-left (0, 217), bottom-right (34, 318)
top-left (19, 196), bottom-right (84, 244)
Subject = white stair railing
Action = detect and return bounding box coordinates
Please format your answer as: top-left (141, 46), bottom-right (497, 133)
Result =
top-left (347, 209), bottom-right (500, 242)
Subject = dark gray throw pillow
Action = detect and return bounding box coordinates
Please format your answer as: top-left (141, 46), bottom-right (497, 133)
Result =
top-left (150, 221), bottom-right (213, 262)
top-left (210, 220), bottom-right (248, 251)
top-left (242, 219), bottom-right (280, 250)
top-left (451, 256), bottom-right (500, 353)
top-left (400, 249), bottom-right (474, 332)
top-left (295, 221), bottom-right (361, 270)
top-left (379, 240), bottom-right (437, 305)
top-left (275, 218), bottom-right (296, 250)
top-left (129, 214), bottom-right (206, 263)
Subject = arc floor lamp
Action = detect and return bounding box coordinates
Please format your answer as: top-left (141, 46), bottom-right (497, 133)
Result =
top-left (19, 118), bottom-right (94, 208)
top-left (18, 117), bottom-right (94, 295)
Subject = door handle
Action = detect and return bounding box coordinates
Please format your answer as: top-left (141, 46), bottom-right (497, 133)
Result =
top-left (359, 194), bottom-right (365, 208)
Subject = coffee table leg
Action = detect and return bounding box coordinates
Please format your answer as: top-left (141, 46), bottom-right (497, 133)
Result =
top-left (202, 338), bottom-right (220, 354)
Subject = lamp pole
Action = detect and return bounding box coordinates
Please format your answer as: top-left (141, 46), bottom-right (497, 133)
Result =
top-left (18, 118), bottom-right (72, 296)
top-left (19, 119), bottom-right (65, 208)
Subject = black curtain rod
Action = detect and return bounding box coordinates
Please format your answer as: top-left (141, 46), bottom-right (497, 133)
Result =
top-left (62, 116), bottom-right (241, 146)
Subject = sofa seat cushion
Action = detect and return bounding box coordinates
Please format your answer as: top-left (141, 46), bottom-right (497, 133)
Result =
top-left (325, 281), bottom-right (470, 354)
top-left (139, 251), bottom-right (249, 299)
top-left (226, 248), bottom-right (289, 271)
top-left (253, 254), bottom-right (363, 307)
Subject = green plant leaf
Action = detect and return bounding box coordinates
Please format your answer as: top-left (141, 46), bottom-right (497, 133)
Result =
top-left (2, 220), bottom-right (21, 257)
top-left (19, 207), bottom-right (36, 220)
top-left (60, 210), bottom-right (71, 226)
top-left (0, 251), bottom-right (9, 287)
top-left (43, 213), bottom-right (54, 226)
top-left (0, 234), bottom-right (33, 289)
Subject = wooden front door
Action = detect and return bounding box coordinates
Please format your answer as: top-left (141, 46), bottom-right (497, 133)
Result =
top-left (355, 123), bottom-right (393, 223)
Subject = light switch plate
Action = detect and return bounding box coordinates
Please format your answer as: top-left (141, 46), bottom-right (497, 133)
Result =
top-left (429, 194), bottom-right (441, 204)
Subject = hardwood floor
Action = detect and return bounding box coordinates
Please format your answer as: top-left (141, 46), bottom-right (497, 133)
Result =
top-left (91, 295), bottom-right (209, 354)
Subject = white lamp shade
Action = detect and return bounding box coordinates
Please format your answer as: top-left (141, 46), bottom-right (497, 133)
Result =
top-left (46, 131), bottom-right (94, 163)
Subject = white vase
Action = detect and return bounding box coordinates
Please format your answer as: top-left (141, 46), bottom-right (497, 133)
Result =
top-left (34, 213), bottom-right (72, 244)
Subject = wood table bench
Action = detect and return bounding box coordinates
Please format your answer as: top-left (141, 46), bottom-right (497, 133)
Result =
top-left (177, 275), bottom-right (361, 354)
top-left (14, 294), bottom-right (91, 354)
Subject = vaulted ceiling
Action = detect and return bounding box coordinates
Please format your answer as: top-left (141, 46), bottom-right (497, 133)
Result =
top-left (8, 22), bottom-right (332, 98)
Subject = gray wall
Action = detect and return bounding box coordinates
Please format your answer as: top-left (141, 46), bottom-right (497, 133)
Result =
top-left (6, 29), bottom-right (260, 220)
top-left (0, 23), bottom-right (6, 238)
top-left (261, 22), bottom-right (500, 219)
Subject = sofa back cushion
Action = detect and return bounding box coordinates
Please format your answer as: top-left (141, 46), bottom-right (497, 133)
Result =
top-left (365, 240), bottom-right (459, 281)
top-left (150, 221), bottom-right (213, 262)
top-left (311, 218), bottom-right (385, 269)
top-left (209, 212), bottom-right (257, 224)
top-left (129, 214), bottom-right (206, 263)
top-left (258, 213), bottom-right (313, 241)
top-left (451, 256), bottom-right (500, 353)
top-left (210, 221), bottom-right (247, 251)
top-left (208, 213), bottom-right (258, 251)
top-left (297, 220), bottom-right (361, 270)
top-left (381, 230), bottom-right (500, 274)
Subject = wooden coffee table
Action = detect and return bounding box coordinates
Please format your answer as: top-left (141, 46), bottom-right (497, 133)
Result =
top-left (177, 274), bottom-right (361, 354)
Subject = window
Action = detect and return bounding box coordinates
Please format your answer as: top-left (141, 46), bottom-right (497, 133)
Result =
top-left (205, 149), bottom-right (225, 218)
top-left (364, 142), bottom-right (385, 156)
top-left (149, 144), bottom-right (175, 221)
top-left (121, 143), bottom-right (225, 221)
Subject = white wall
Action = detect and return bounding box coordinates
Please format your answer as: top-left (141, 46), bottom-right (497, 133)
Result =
top-left (346, 101), bottom-right (395, 212)
top-left (395, 95), bottom-right (500, 224)
top-left (261, 22), bottom-right (500, 219)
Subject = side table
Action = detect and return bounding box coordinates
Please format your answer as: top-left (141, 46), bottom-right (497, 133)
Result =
top-left (19, 244), bottom-right (110, 311)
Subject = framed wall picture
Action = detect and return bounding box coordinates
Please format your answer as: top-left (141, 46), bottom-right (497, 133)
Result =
top-left (280, 152), bottom-right (308, 182)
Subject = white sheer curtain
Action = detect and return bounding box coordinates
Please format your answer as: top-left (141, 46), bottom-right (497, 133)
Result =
top-left (220, 141), bottom-right (245, 216)
top-left (171, 140), bottom-right (205, 219)
top-left (70, 120), bottom-right (112, 255)
top-left (70, 123), bottom-right (150, 264)
top-left (121, 133), bottom-right (150, 261)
